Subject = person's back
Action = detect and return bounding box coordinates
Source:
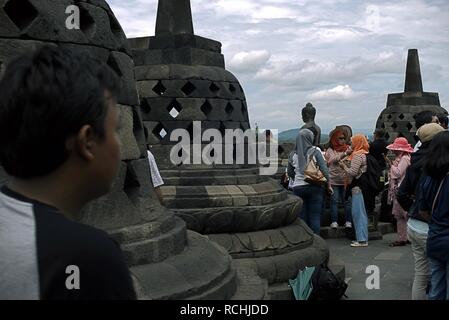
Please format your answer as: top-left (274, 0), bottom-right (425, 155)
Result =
top-left (370, 129), bottom-right (388, 170)
top-left (0, 47), bottom-right (136, 299)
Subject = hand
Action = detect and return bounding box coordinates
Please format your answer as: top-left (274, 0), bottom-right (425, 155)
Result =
top-left (327, 184), bottom-right (334, 195)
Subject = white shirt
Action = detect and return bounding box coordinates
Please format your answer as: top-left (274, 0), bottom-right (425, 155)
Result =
top-left (147, 150), bottom-right (164, 188)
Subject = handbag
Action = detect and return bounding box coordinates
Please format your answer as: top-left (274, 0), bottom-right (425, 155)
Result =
top-left (304, 147), bottom-right (327, 186)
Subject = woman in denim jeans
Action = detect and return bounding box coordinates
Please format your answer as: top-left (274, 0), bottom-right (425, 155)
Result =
top-left (339, 134), bottom-right (369, 247)
top-left (325, 127), bottom-right (353, 229)
top-left (420, 131), bottom-right (449, 299)
top-left (290, 129), bottom-right (331, 234)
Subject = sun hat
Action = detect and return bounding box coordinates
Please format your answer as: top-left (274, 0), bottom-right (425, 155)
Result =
top-left (387, 137), bottom-right (414, 153)
top-left (416, 123), bottom-right (444, 143)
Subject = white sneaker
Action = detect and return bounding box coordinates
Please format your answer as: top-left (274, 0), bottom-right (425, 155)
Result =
top-left (344, 222), bottom-right (352, 228)
top-left (350, 241), bottom-right (368, 247)
top-left (330, 222), bottom-right (338, 229)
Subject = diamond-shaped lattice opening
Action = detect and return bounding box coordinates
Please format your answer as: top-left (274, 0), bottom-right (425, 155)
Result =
top-left (107, 54), bottom-right (122, 77)
top-left (387, 114), bottom-right (392, 120)
top-left (392, 122), bottom-right (398, 129)
top-left (4, 0), bottom-right (38, 31)
top-left (152, 81), bottom-right (166, 96)
top-left (385, 132), bottom-right (390, 140)
top-left (201, 100), bottom-right (212, 116)
top-left (225, 103), bottom-right (234, 115)
top-left (79, 6), bottom-right (96, 39)
top-left (209, 82), bottom-right (220, 93)
top-left (399, 113), bottom-right (405, 120)
top-left (168, 99), bottom-right (182, 119)
top-left (407, 122), bottom-right (414, 131)
top-left (141, 99), bottom-right (151, 114)
top-left (152, 123), bottom-right (167, 140)
top-left (229, 84), bottom-right (236, 93)
top-left (381, 124), bottom-right (386, 129)
top-left (181, 81), bottom-right (196, 96)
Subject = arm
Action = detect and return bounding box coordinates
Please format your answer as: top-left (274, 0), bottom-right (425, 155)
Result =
top-left (390, 157), bottom-right (409, 180)
top-left (341, 155), bottom-right (364, 178)
top-left (314, 149), bottom-right (330, 182)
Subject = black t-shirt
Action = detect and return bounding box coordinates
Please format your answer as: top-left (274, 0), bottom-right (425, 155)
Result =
top-left (0, 186), bottom-right (136, 300)
top-left (370, 138), bottom-right (389, 169)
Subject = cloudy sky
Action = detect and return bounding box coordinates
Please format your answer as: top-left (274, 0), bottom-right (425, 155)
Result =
top-left (108, 0), bottom-right (449, 133)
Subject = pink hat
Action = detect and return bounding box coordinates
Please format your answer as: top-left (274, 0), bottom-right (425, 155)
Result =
top-left (387, 137), bottom-right (414, 153)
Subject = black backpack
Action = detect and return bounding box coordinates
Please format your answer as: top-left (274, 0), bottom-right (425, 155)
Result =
top-left (308, 264), bottom-right (348, 300)
top-left (358, 154), bottom-right (384, 196)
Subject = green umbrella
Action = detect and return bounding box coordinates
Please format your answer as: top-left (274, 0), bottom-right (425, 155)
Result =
top-left (288, 266), bottom-right (316, 300)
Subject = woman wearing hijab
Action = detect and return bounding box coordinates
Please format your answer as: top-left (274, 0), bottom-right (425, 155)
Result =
top-left (290, 129), bottom-right (331, 234)
top-left (339, 134), bottom-right (369, 247)
top-left (325, 128), bottom-right (353, 229)
top-left (385, 137), bottom-right (413, 247)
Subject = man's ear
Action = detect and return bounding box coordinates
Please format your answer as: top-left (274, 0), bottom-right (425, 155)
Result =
top-left (71, 125), bottom-right (96, 161)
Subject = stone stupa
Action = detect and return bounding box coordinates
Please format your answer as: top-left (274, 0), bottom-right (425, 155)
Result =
top-left (0, 0), bottom-right (266, 300)
top-left (376, 49), bottom-right (448, 144)
top-left (130, 0), bottom-right (330, 298)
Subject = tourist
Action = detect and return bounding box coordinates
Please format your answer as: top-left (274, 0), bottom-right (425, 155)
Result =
top-left (290, 129), bottom-right (331, 234)
top-left (419, 131), bottom-right (449, 300)
top-left (339, 134), bottom-right (369, 247)
top-left (413, 111), bottom-right (440, 151)
top-left (397, 123), bottom-right (444, 300)
top-left (438, 114), bottom-right (448, 130)
top-left (419, 131), bottom-right (449, 299)
top-left (325, 127), bottom-right (353, 229)
top-left (370, 129), bottom-right (389, 170)
top-left (385, 138), bottom-right (413, 247)
top-left (0, 47), bottom-right (136, 299)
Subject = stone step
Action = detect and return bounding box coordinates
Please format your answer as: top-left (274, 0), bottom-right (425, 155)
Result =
top-left (320, 222), bottom-right (394, 240)
top-left (162, 174), bottom-right (263, 186)
top-left (131, 231), bottom-right (238, 300)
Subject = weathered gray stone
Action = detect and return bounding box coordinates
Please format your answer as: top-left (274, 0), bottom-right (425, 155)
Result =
top-left (376, 49), bottom-right (448, 144)
top-left (117, 105), bottom-right (140, 161)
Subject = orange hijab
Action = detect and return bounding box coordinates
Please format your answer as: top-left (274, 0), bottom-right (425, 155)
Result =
top-left (348, 134), bottom-right (369, 160)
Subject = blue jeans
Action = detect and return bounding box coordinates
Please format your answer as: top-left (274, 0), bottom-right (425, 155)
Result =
top-left (293, 184), bottom-right (324, 235)
top-left (330, 185), bottom-right (352, 223)
top-left (351, 187), bottom-right (368, 242)
top-left (429, 258), bottom-right (449, 300)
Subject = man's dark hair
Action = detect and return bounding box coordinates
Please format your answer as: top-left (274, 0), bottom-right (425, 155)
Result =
top-left (414, 110), bottom-right (436, 130)
top-left (438, 114), bottom-right (448, 127)
top-left (424, 131), bottom-right (449, 179)
top-left (374, 128), bottom-right (386, 138)
top-left (0, 46), bottom-right (120, 179)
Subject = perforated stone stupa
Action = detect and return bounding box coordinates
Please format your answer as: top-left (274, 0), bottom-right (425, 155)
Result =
top-left (131, 0), bottom-right (330, 298)
top-left (376, 49), bottom-right (448, 144)
top-left (0, 0), bottom-right (266, 300)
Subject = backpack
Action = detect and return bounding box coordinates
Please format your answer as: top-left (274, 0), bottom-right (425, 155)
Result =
top-left (308, 264), bottom-right (348, 300)
top-left (357, 154), bottom-right (384, 196)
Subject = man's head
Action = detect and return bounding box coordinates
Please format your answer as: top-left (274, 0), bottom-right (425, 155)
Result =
top-left (437, 114), bottom-right (448, 130)
top-left (373, 128), bottom-right (386, 140)
top-left (414, 110), bottom-right (438, 130)
top-left (0, 46), bottom-right (121, 201)
top-left (301, 102), bottom-right (316, 123)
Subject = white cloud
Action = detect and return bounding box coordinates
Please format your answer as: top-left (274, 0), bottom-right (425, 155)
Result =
top-left (228, 50), bottom-right (271, 73)
top-left (308, 85), bottom-right (360, 100)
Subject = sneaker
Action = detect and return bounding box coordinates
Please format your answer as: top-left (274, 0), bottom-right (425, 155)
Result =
top-left (350, 241), bottom-right (368, 247)
top-left (330, 222), bottom-right (338, 229)
top-left (344, 222), bottom-right (352, 228)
